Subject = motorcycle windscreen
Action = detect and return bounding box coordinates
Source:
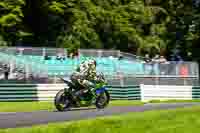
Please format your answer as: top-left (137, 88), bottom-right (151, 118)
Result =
top-left (96, 87), bottom-right (106, 94)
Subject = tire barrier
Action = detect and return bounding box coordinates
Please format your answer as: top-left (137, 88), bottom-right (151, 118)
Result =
top-left (107, 86), bottom-right (141, 100)
top-left (192, 86), bottom-right (200, 99)
top-left (0, 84), bottom-right (199, 102)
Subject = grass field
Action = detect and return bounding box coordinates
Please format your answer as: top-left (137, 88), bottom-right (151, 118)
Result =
top-left (0, 100), bottom-right (144, 112)
top-left (0, 100), bottom-right (200, 112)
top-left (148, 99), bottom-right (200, 103)
top-left (0, 105), bottom-right (200, 133)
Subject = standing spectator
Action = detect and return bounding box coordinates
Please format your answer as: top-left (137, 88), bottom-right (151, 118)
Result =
top-left (56, 53), bottom-right (62, 60)
top-left (44, 54), bottom-right (51, 60)
top-left (187, 52), bottom-right (192, 61)
top-left (180, 64), bottom-right (189, 78)
top-left (151, 54), bottom-right (160, 75)
top-left (68, 52), bottom-right (74, 59)
top-left (144, 54), bottom-right (153, 75)
top-left (159, 56), bottom-right (167, 63)
top-left (159, 56), bottom-right (168, 75)
top-left (170, 46), bottom-right (183, 62)
top-left (144, 54), bottom-right (151, 63)
top-left (170, 47), bottom-right (184, 75)
top-left (74, 51), bottom-right (79, 58)
top-left (152, 54), bottom-right (160, 63)
top-left (56, 53), bottom-right (65, 61)
top-left (3, 64), bottom-right (9, 80)
top-left (150, 54), bottom-right (168, 75)
top-left (71, 52), bottom-right (75, 59)
top-left (118, 55), bottom-right (124, 60)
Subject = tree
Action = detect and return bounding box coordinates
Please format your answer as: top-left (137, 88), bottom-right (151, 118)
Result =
top-left (0, 0), bottom-right (200, 61)
top-left (0, 0), bottom-right (28, 46)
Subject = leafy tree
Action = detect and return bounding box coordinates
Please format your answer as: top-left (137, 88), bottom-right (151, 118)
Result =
top-left (0, 0), bottom-right (200, 61)
top-left (0, 0), bottom-right (28, 45)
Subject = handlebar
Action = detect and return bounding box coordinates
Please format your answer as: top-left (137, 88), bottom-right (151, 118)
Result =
top-left (59, 77), bottom-right (71, 84)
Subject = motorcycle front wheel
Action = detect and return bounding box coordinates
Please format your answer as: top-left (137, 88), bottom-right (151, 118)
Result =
top-left (54, 89), bottom-right (71, 111)
top-left (95, 90), bottom-right (110, 109)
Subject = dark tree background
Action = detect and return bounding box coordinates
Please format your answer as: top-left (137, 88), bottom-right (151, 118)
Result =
top-left (0, 0), bottom-right (200, 60)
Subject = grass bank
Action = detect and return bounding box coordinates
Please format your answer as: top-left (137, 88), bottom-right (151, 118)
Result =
top-left (0, 99), bottom-right (199, 112)
top-left (148, 99), bottom-right (200, 103)
top-left (0, 100), bottom-right (143, 112)
top-left (0, 106), bottom-right (200, 133)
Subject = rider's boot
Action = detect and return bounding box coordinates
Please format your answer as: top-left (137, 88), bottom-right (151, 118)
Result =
top-left (88, 87), bottom-right (96, 104)
top-left (73, 90), bottom-right (83, 107)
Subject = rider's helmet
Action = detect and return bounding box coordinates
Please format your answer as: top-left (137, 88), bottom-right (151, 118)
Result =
top-left (88, 58), bottom-right (97, 67)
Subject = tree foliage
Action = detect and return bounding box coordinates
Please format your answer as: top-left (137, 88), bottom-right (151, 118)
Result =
top-left (0, 0), bottom-right (200, 60)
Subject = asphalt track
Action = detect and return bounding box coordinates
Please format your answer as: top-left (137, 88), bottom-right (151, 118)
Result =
top-left (0, 103), bottom-right (199, 129)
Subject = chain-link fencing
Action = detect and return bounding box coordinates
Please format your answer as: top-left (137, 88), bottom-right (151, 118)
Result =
top-left (0, 47), bottom-right (198, 85)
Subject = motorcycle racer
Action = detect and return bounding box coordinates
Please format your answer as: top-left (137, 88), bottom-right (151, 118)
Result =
top-left (70, 59), bottom-right (99, 104)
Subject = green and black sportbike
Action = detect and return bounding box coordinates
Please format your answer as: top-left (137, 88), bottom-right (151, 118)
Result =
top-left (54, 73), bottom-right (110, 111)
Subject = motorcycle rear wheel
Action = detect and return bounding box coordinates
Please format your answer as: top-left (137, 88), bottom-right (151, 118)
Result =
top-left (54, 89), bottom-right (71, 111)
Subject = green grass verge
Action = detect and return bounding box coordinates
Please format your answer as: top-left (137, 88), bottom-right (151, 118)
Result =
top-left (0, 100), bottom-right (144, 112)
top-left (148, 99), bottom-right (200, 103)
top-left (0, 99), bottom-right (199, 112)
top-left (0, 101), bottom-right (54, 112)
top-left (0, 106), bottom-right (200, 133)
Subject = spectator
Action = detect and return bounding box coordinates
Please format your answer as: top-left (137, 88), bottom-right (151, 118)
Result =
top-left (187, 52), bottom-right (192, 61)
top-left (56, 53), bottom-right (65, 61)
top-left (152, 54), bottom-right (160, 63)
top-left (109, 56), bottom-right (114, 60)
top-left (159, 55), bottom-right (168, 75)
top-left (44, 54), bottom-right (51, 60)
top-left (180, 64), bottom-right (189, 78)
top-left (118, 55), bottom-right (124, 60)
top-left (67, 52), bottom-right (71, 58)
top-left (70, 53), bottom-right (75, 59)
top-left (67, 52), bottom-right (74, 59)
top-left (144, 54), bottom-right (153, 75)
top-left (56, 53), bottom-right (62, 60)
top-left (151, 54), bottom-right (161, 75)
top-left (170, 47), bottom-right (183, 62)
top-left (159, 56), bottom-right (167, 63)
top-left (176, 55), bottom-right (183, 62)
top-left (74, 51), bottom-right (79, 58)
top-left (3, 64), bottom-right (9, 80)
top-left (144, 54), bottom-right (151, 63)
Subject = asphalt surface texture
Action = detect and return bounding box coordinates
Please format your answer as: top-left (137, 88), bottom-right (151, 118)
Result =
top-left (0, 102), bottom-right (199, 129)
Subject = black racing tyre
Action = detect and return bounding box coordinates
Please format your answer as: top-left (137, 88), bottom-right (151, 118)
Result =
top-left (54, 89), bottom-right (71, 111)
top-left (95, 90), bottom-right (110, 109)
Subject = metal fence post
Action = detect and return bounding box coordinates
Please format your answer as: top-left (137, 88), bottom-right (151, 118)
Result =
top-left (9, 58), bottom-right (13, 79)
top-left (42, 47), bottom-right (46, 57)
top-left (25, 64), bottom-right (29, 81)
top-left (175, 62), bottom-right (179, 76)
top-left (119, 74), bottom-right (124, 87)
top-left (65, 48), bottom-right (68, 58)
top-left (99, 50), bottom-right (102, 57)
top-left (18, 48), bottom-right (22, 56)
top-left (118, 50), bottom-right (121, 58)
